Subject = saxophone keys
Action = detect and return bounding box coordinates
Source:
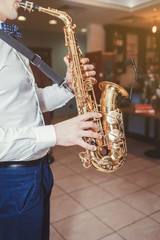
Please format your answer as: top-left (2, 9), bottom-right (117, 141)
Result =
top-left (108, 129), bottom-right (122, 142)
top-left (79, 152), bottom-right (92, 168)
top-left (106, 111), bottom-right (120, 124)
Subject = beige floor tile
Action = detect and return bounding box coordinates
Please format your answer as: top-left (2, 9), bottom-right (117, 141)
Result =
top-left (67, 145), bottom-right (84, 154)
top-left (127, 157), bottom-right (158, 170)
top-left (52, 146), bottom-right (70, 159)
top-left (56, 174), bottom-right (93, 193)
top-left (147, 182), bottom-right (160, 196)
top-left (50, 160), bottom-right (60, 167)
top-left (124, 170), bottom-right (160, 188)
top-left (122, 190), bottom-right (160, 215)
top-left (66, 161), bottom-right (89, 173)
top-left (80, 168), bottom-right (118, 184)
top-left (145, 165), bottom-right (160, 177)
top-left (51, 165), bottom-right (74, 180)
top-left (91, 199), bottom-right (144, 230)
top-left (50, 185), bottom-right (65, 199)
top-left (150, 211), bottom-right (160, 223)
top-left (100, 233), bottom-right (124, 240)
top-left (50, 225), bottom-right (64, 240)
top-left (115, 163), bottom-right (139, 177)
top-left (71, 185), bottom-right (116, 209)
top-left (118, 218), bottom-right (160, 240)
top-left (100, 177), bottom-right (140, 197)
top-left (127, 152), bottom-right (138, 160)
top-left (58, 152), bottom-right (79, 165)
top-left (127, 147), bottom-right (149, 157)
top-left (52, 146), bottom-right (78, 166)
top-left (50, 194), bottom-right (85, 223)
top-left (54, 211), bottom-right (112, 240)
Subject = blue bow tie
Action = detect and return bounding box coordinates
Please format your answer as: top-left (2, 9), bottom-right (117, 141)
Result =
top-left (1, 23), bottom-right (22, 38)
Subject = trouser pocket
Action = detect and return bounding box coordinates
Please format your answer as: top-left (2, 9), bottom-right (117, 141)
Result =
top-left (13, 169), bottom-right (42, 214)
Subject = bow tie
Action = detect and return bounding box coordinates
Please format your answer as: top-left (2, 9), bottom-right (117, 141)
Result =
top-left (1, 23), bottom-right (22, 38)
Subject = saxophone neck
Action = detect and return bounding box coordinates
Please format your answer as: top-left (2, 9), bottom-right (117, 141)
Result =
top-left (39, 7), bottom-right (72, 26)
top-left (20, 1), bottom-right (73, 26)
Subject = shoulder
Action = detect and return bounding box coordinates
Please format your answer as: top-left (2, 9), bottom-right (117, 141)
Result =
top-left (0, 39), bottom-right (16, 70)
top-left (0, 38), bottom-right (12, 53)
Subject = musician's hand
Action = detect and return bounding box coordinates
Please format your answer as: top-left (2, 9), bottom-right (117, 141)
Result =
top-left (64, 56), bottom-right (97, 91)
top-left (54, 112), bottom-right (102, 151)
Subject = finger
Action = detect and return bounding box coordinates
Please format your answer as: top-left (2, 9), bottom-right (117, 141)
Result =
top-left (83, 64), bottom-right (94, 71)
top-left (91, 77), bottom-right (97, 84)
top-left (86, 77), bottom-right (97, 85)
top-left (78, 139), bottom-right (97, 151)
top-left (85, 70), bottom-right (96, 77)
top-left (82, 130), bottom-right (102, 140)
top-left (86, 77), bottom-right (97, 83)
top-left (81, 58), bottom-right (89, 64)
top-left (80, 121), bottom-right (99, 131)
top-left (79, 112), bottom-right (102, 121)
top-left (63, 56), bottom-right (70, 68)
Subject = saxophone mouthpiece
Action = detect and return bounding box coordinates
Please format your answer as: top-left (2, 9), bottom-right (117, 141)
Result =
top-left (19, 1), bottom-right (39, 12)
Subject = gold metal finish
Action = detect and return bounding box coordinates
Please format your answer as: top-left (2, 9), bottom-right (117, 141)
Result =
top-left (20, 1), bottom-right (129, 173)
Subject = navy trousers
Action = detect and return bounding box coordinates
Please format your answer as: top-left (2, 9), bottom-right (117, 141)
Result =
top-left (0, 162), bottom-right (54, 240)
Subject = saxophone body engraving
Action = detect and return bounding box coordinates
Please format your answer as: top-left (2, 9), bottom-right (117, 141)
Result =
top-left (20, 1), bottom-right (129, 173)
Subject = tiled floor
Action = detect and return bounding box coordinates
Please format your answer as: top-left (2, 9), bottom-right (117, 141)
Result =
top-left (49, 117), bottom-right (160, 240)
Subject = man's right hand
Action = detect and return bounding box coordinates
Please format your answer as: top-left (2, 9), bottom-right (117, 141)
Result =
top-left (54, 112), bottom-right (102, 151)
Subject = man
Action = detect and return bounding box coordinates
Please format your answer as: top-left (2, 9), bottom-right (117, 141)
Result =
top-left (0, 0), bottom-right (102, 240)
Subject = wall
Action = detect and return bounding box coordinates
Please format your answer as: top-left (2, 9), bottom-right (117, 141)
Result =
top-left (22, 29), bottom-right (87, 76)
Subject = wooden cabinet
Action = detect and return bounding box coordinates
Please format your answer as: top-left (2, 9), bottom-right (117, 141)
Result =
top-left (105, 24), bottom-right (160, 75)
top-left (146, 35), bottom-right (157, 65)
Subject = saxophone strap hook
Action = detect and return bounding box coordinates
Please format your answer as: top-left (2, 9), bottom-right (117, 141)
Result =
top-left (126, 58), bottom-right (138, 100)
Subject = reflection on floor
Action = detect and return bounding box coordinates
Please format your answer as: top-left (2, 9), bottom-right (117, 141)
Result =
top-left (50, 118), bottom-right (160, 240)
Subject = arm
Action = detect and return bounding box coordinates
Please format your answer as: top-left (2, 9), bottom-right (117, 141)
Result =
top-left (35, 83), bottom-right (74, 113)
top-left (0, 111), bottom-right (102, 161)
top-left (0, 125), bottom-right (56, 161)
top-left (35, 57), bottom-right (96, 112)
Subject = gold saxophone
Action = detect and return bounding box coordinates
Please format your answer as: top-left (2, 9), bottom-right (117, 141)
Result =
top-left (20, 1), bottom-right (129, 173)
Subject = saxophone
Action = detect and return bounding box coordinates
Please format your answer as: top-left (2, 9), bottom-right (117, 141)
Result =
top-left (20, 1), bottom-right (129, 173)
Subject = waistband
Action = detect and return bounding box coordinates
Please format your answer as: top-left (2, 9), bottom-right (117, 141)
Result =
top-left (0, 154), bottom-right (54, 168)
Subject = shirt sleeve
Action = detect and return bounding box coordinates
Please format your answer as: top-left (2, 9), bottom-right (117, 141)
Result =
top-left (35, 83), bottom-right (74, 113)
top-left (0, 125), bottom-right (56, 162)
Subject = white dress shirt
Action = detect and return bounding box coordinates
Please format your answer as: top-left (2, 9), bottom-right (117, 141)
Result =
top-left (0, 22), bottom-right (74, 161)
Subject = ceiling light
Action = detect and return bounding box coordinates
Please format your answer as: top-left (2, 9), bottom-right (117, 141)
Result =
top-left (81, 28), bottom-right (87, 33)
top-left (152, 7), bottom-right (158, 34)
top-left (49, 20), bottom-right (57, 25)
top-left (17, 16), bottom-right (26, 21)
top-left (152, 25), bottom-right (157, 34)
top-left (153, 6), bottom-right (157, 12)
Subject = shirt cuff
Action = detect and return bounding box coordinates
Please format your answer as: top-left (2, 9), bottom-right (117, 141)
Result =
top-left (61, 84), bottom-right (74, 99)
top-left (32, 125), bottom-right (56, 147)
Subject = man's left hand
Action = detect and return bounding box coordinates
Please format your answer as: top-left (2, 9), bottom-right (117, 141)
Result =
top-left (64, 56), bottom-right (97, 91)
